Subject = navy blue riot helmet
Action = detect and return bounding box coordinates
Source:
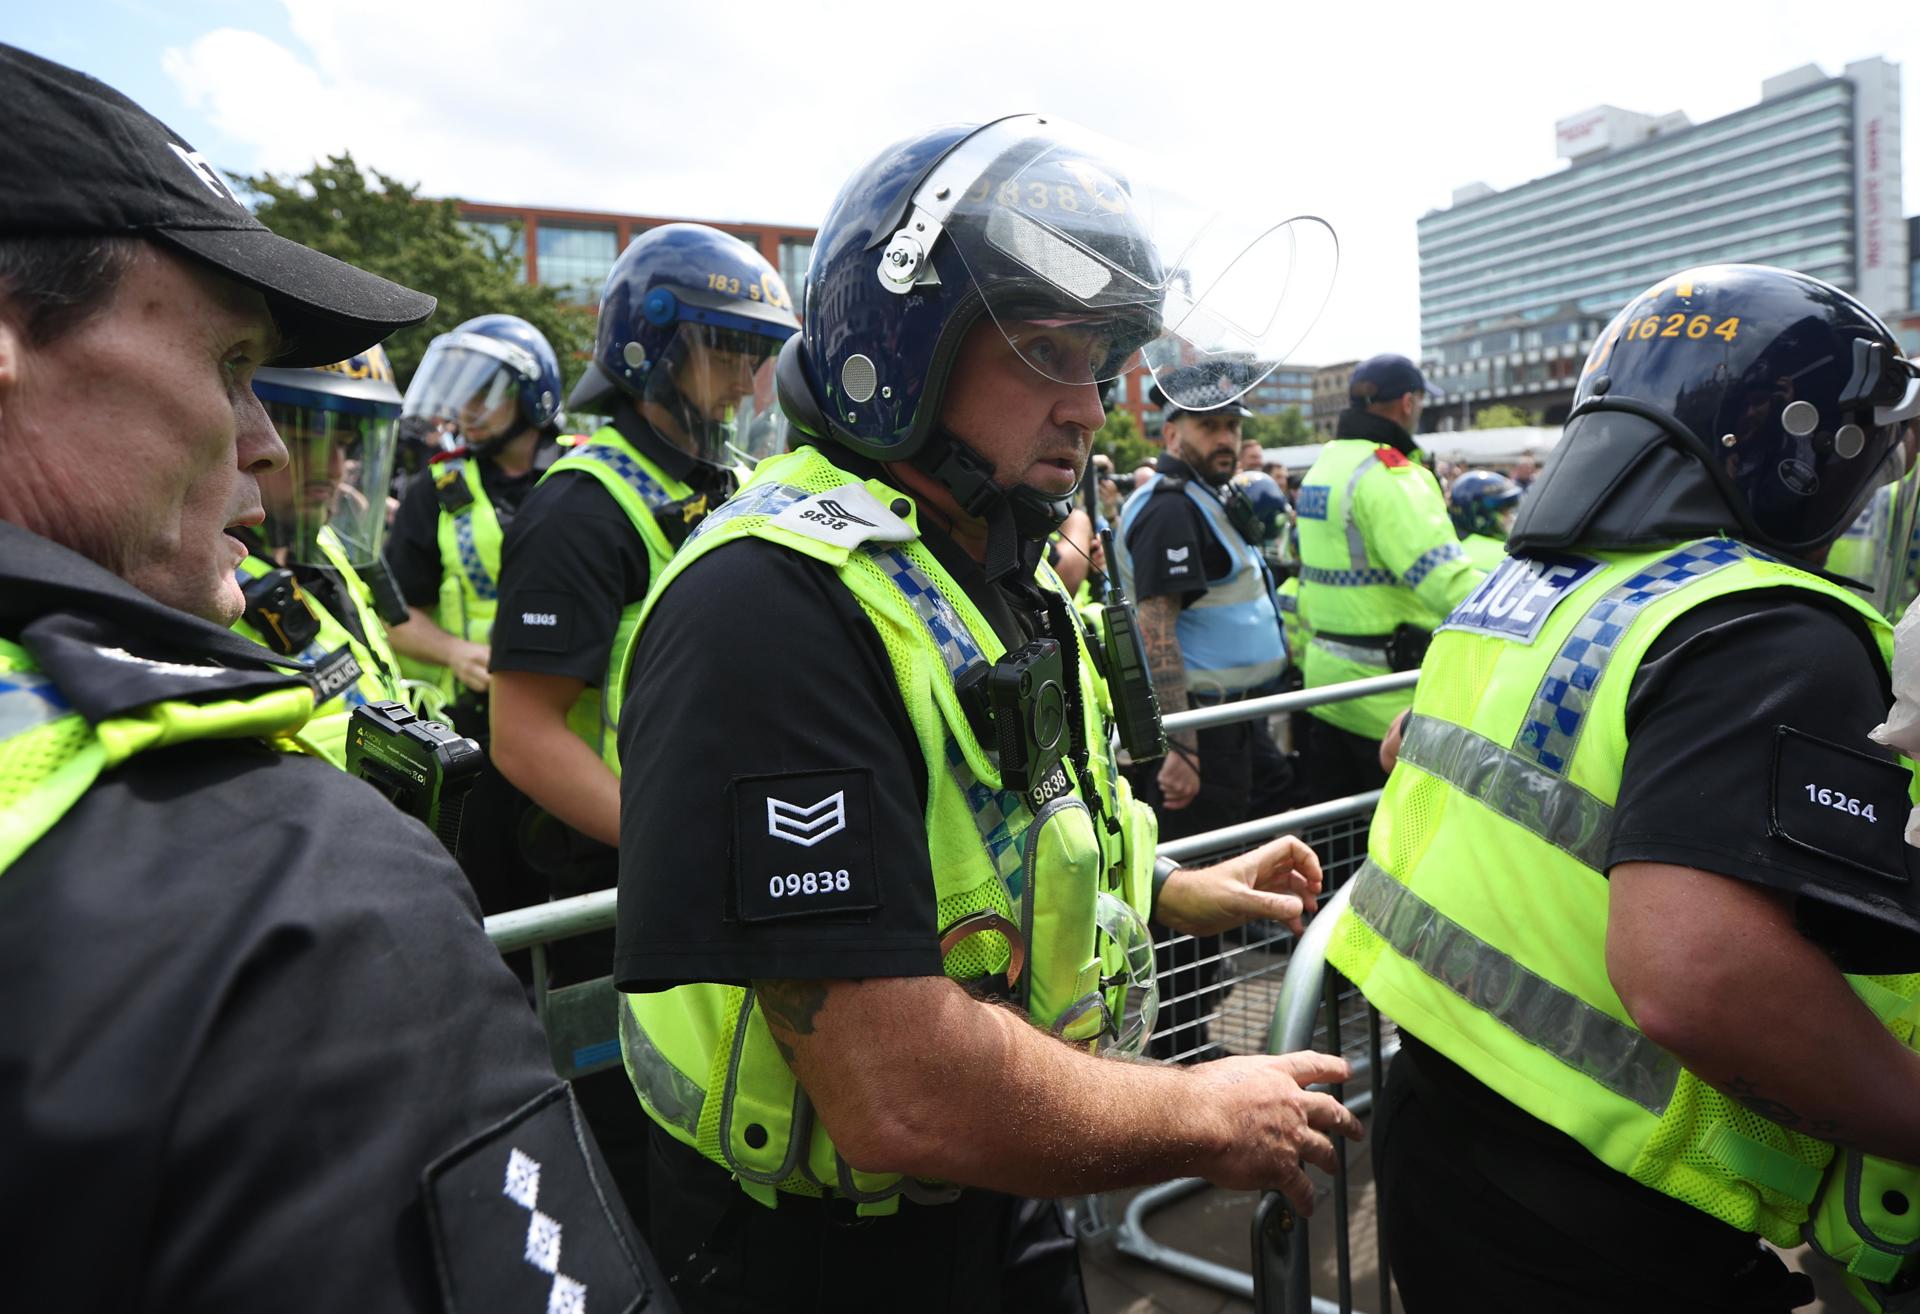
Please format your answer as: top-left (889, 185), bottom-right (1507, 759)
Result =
top-left (777, 114), bottom-right (1337, 549)
top-left (569, 223), bottom-right (800, 468)
top-left (1448, 469), bottom-right (1522, 540)
top-left (1512, 264), bottom-right (1920, 612)
top-left (402, 314), bottom-right (561, 456)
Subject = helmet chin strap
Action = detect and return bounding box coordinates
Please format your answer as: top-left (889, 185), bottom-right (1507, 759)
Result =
top-left (914, 424), bottom-right (1077, 579)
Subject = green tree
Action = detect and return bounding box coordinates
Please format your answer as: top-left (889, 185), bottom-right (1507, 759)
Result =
top-left (1471, 402), bottom-right (1538, 429)
top-left (1243, 406), bottom-right (1313, 449)
top-left (236, 153), bottom-right (594, 390)
top-left (1093, 406), bottom-right (1157, 472)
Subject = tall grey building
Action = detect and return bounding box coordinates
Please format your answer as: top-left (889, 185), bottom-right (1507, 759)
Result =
top-left (1419, 58), bottom-right (1907, 429)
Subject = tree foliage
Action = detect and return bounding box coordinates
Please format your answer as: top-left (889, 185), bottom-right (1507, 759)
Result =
top-left (1092, 406), bottom-right (1157, 473)
top-left (1243, 406), bottom-right (1313, 449)
top-left (237, 153), bottom-right (594, 389)
top-left (1471, 402), bottom-right (1538, 430)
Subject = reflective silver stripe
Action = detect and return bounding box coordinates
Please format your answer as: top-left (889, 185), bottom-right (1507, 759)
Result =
top-left (688, 480), bottom-right (807, 544)
top-left (0, 674), bottom-right (71, 744)
top-left (1311, 635), bottom-right (1389, 667)
top-left (1348, 859), bottom-right (1681, 1115)
top-left (618, 1001), bottom-right (705, 1137)
top-left (1342, 455), bottom-right (1380, 568)
top-left (1397, 714), bottom-right (1614, 871)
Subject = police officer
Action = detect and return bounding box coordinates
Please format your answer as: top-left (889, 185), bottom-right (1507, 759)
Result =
top-left (384, 314), bottom-right (564, 919)
top-left (611, 116), bottom-right (1361, 1313)
top-left (0, 44), bottom-right (667, 1310)
top-left (232, 347), bottom-right (409, 767)
top-left (488, 224), bottom-right (800, 853)
top-left (1331, 264), bottom-right (1920, 1312)
top-left (1296, 353), bottom-right (1484, 796)
top-left (1446, 467), bottom-right (1522, 571)
top-left (1117, 377), bottom-right (1295, 1059)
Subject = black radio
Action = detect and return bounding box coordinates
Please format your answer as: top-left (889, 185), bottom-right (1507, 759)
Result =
top-left (1096, 529), bottom-right (1168, 763)
top-left (959, 639), bottom-right (1071, 802)
top-left (346, 700), bottom-right (485, 856)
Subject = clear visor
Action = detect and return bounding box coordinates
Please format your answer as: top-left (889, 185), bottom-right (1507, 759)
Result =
top-left (928, 117), bottom-right (1337, 409)
top-left (642, 322), bottom-right (789, 469)
top-left (1092, 890), bottom-right (1159, 1058)
top-left (1830, 424), bottom-right (1920, 620)
top-left (401, 334), bottom-right (531, 448)
top-left (260, 401), bottom-right (399, 568)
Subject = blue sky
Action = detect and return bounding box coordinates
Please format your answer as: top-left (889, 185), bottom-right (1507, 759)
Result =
top-left (10, 1), bottom-right (1918, 363)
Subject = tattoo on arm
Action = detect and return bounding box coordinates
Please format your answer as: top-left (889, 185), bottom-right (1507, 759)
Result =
top-left (1725, 1076), bottom-right (1842, 1138)
top-left (1135, 596), bottom-right (1193, 746)
top-left (754, 979), bottom-right (830, 1066)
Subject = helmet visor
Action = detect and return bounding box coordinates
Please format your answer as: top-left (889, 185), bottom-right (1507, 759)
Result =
top-left (924, 117), bottom-right (1337, 409)
top-left (644, 322), bottom-right (789, 468)
top-left (401, 332), bottom-right (536, 448)
top-left (259, 400), bottom-right (399, 567)
top-left (1829, 426), bottom-right (1920, 619)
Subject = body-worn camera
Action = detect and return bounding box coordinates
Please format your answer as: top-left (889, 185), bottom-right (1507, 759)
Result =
top-left (239, 568), bottom-right (322, 655)
top-left (346, 700), bottom-right (485, 856)
top-left (959, 639), bottom-right (1071, 803)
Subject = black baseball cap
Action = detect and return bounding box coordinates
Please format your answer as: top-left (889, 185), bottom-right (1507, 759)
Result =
top-left (1349, 353), bottom-right (1442, 404)
top-left (0, 44), bottom-right (434, 366)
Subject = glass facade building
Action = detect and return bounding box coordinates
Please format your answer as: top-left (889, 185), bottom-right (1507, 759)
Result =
top-left (1419, 58), bottom-right (1906, 428)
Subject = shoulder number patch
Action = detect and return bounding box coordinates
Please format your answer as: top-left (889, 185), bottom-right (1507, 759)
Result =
top-left (732, 768), bottom-right (881, 921)
top-left (766, 482), bottom-right (915, 551)
top-left (1769, 727), bottom-right (1911, 884)
top-left (1440, 553), bottom-right (1602, 645)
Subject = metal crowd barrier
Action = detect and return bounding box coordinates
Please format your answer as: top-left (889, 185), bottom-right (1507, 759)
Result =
top-left (481, 669), bottom-right (1416, 1308)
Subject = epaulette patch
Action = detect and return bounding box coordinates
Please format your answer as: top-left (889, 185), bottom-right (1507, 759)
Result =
top-left (1375, 447), bottom-right (1411, 469)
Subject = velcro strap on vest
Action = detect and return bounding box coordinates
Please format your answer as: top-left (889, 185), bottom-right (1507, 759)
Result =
top-left (1701, 1120), bottom-right (1823, 1204)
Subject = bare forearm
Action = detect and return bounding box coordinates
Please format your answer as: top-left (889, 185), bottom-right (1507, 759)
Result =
top-left (387, 608), bottom-right (460, 665)
top-left (1610, 863), bottom-right (1920, 1164)
top-left (1135, 595), bottom-right (1193, 749)
top-left (763, 977), bottom-right (1227, 1195)
top-left (490, 689), bottom-right (620, 847)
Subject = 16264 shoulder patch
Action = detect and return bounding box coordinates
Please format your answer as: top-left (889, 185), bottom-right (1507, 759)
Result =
top-left (731, 768), bottom-right (881, 921)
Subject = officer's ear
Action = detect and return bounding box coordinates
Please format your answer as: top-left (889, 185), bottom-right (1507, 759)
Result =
top-left (0, 312), bottom-right (21, 420)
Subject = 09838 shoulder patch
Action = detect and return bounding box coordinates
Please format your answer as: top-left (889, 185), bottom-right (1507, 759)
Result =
top-left (731, 767), bottom-right (882, 922)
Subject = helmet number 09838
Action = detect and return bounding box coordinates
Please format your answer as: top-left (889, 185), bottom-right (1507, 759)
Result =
top-left (770, 870), bottom-right (853, 898)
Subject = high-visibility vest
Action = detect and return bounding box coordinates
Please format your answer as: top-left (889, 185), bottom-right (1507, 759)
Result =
top-left (612, 444), bottom-right (1159, 1214)
top-left (232, 528), bottom-right (405, 768)
top-left (537, 426), bottom-right (700, 771)
top-left (1295, 439), bottom-right (1482, 737)
top-left (1328, 538), bottom-right (1920, 1296)
top-left (0, 636), bottom-right (313, 874)
top-left (1115, 474), bottom-right (1287, 697)
top-left (400, 457), bottom-right (506, 699)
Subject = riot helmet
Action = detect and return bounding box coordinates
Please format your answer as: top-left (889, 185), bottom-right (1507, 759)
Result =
top-left (401, 314), bottom-right (561, 457)
top-left (1227, 469), bottom-right (1290, 545)
top-left (778, 114), bottom-right (1336, 548)
top-left (251, 345), bottom-right (403, 568)
top-left (1448, 469), bottom-right (1522, 540)
top-left (1511, 264), bottom-right (1920, 614)
top-left (567, 224), bottom-right (800, 470)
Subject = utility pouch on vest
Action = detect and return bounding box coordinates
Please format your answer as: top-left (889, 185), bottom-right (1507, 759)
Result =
top-left (1384, 622), bottom-right (1432, 673)
top-left (957, 639), bottom-right (1070, 802)
top-left (1806, 1150), bottom-right (1920, 1310)
top-left (240, 568), bottom-right (322, 655)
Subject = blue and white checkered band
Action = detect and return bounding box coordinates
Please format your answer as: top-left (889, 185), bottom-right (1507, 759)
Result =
top-left (572, 444), bottom-right (675, 510)
top-left (1300, 564), bottom-right (1397, 588)
top-left (453, 510), bottom-right (498, 601)
top-left (1404, 541), bottom-right (1464, 587)
top-left (688, 481), bottom-right (808, 544)
top-left (1515, 539), bottom-right (1757, 774)
top-left (1277, 591), bottom-right (1298, 615)
top-left (0, 671), bottom-right (72, 744)
top-left (869, 544), bottom-right (1035, 901)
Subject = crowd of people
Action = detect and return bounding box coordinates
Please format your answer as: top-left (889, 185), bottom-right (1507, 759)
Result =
top-left (9, 40), bottom-right (1920, 1314)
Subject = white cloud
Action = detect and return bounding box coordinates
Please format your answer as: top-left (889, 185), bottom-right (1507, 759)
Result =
top-left (160, 0), bottom-right (1920, 365)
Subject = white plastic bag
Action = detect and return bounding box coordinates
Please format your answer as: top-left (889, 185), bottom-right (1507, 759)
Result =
top-left (1868, 593), bottom-right (1920, 844)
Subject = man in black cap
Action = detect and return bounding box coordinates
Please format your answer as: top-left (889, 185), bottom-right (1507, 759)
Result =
top-left (0, 44), bottom-right (670, 1312)
top-left (1112, 372), bottom-right (1294, 1059)
top-left (1294, 353), bottom-right (1482, 798)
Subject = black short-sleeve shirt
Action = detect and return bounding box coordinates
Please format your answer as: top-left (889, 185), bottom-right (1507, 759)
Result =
top-left (612, 469), bottom-right (1043, 993)
top-left (386, 449), bottom-right (551, 609)
top-left (1122, 456), bottom-right (1231, 604)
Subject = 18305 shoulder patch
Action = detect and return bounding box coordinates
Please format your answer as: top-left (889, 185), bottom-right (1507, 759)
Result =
top-left (731, 768), bottom-right (881, 921)
top-left (423, 1085), bottom-right (663, 1313)
top-left (1440, 553), bottom-right (1602, 644)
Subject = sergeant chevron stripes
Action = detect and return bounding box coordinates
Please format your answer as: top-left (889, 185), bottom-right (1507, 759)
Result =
top-left (766, 790), bottom-right (848, 846)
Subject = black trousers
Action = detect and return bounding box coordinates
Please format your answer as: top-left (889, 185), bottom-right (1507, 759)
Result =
top-left (1375, 1040), bottom-right (1815, 1314)
top-left (646, 1126), bottom-right (1089, 1314)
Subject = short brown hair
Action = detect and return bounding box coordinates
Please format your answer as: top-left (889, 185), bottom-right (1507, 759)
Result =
top-left (0, 234), bottom-right (139, 344)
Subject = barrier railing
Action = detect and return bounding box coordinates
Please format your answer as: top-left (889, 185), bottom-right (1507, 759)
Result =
top-left (481, 669), bottom-right (1415, 1304)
